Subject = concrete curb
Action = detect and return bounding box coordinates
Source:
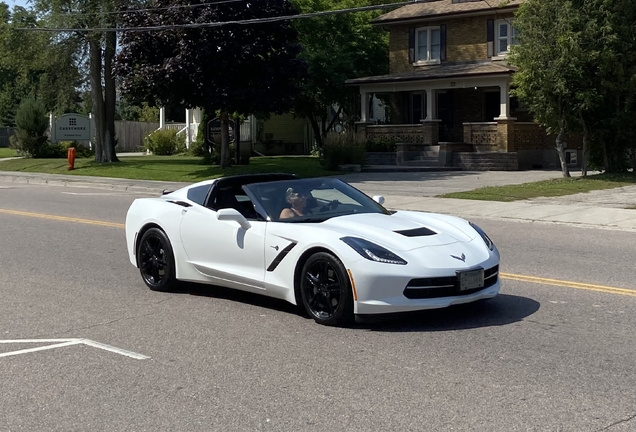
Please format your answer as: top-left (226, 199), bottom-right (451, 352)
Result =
top-left (1, 170), bottom-right (635, 232)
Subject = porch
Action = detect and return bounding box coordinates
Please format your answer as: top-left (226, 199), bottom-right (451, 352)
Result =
top-left (347, 62), bottom-right (564, 170)
top-left (358, 120), bottom-right (553, 170)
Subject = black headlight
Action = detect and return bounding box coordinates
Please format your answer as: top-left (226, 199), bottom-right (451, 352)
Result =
top-left (469, 222), bottom-right (494, 250)
top-left (341, 237), bottom-right (407, 265)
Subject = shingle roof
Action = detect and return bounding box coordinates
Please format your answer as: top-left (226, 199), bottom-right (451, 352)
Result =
top-left (345, 61), bottom-right (515, 85)
top-left (372, 0), bottom-right (525, 25)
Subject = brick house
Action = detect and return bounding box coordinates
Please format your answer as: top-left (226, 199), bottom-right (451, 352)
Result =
top-left (346, 0), bottom-right (576, 170)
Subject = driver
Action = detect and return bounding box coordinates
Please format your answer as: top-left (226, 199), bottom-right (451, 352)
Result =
top-left (279, 187), bottom-right (312, 219)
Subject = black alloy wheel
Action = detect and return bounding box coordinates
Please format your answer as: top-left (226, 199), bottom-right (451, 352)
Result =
top-left (137, 228), bottom-right (177, 292)
top-left (300, 252), bottom-right (353, 326)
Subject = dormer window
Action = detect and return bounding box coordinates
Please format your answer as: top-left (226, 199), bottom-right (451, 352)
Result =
top-left (495, 19), bottom-right (519, 55)
top-left (415, 26), bottom-right (441, 64)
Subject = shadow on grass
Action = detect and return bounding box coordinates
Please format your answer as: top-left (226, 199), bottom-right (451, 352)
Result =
top-left (171, 282), bottom-right (539, 332)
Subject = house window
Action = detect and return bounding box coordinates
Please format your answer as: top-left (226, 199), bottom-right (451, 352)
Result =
top-left (415, 27), bottom-right (441, 64)
top-left (496, 20), bottom-right (519, 55)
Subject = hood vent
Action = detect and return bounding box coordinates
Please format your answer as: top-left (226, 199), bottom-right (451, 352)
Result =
top-left (394, 227), bottom-right (437, 237)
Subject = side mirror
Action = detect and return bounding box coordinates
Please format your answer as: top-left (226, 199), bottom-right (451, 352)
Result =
top-left (373, 195), bottom-right (385, 205)
top-left (216, 208), bottom-right (251, 230)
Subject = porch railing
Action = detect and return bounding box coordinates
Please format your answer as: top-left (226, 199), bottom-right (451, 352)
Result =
top-left (463, 122), bottom-right (498, 151)
top-left (514, 122), bottom-right (548, 150)
top-left (366, 124), bottom-right (424, 144)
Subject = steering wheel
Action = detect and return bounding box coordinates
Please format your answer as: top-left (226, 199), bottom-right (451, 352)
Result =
top-left (319, 200), bottom-right (340, 213)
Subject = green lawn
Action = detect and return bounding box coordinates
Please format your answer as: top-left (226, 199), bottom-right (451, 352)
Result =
top-left (438, 173), bottom-right (636, 201)
top-left (0, 148), bottom-right (18, 158)
top-left (0, 155), bottom-right (338, 181)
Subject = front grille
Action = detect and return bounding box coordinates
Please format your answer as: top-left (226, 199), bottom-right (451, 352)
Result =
top-left (403, 265), bottom-right (499, 299)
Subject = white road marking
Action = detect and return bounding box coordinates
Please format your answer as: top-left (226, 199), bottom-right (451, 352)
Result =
top-left (79, 339), bottom-right (150, 360)
top-left (61, 192), bottom-right (132, 196)
top-left (0, 341), bottom-right (81, 358)
top-left (0, 338), bottom-right (149, 360)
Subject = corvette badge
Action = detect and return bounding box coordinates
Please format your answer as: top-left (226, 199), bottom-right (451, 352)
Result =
top-left (451, 253), bottom-right (466, 262)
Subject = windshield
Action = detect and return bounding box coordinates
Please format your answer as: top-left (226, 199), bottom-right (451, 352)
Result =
top-left (244, 177), bottom-right (390, 222)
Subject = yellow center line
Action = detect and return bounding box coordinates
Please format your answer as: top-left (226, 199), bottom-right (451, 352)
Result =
top-left (3, 208), bottom-right (635, 297)
top-left (0, 208), bottom-right (125, 229)
top-left (501, 272), bottom-right (636, 297)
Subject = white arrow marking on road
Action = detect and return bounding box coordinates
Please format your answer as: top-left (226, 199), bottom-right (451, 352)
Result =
top-left (0, 338), bottom-right (149, 360)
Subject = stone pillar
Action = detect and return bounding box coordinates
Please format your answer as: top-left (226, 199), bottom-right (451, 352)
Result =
top-left (463, 123), bottom-right (473, 143)
top-left (355, 121), bottom-right (371, 141)
top-left (421, 120), bottom-right (441, 145)
top-left (496, 118), bottom-right (516, 152)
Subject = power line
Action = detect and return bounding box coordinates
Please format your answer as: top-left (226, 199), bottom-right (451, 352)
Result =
top-left (45, 0), bottom-right (245, 19)
top-left (17, 0), bottom-right (425, 33)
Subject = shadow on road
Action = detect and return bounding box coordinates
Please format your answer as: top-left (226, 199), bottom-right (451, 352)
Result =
top-left (355, 294), bottom-right (540, 332)
top-left (175, 283), bottom-right (539, 332)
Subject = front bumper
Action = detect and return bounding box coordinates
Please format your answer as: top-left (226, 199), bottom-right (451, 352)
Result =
top-left (347, 246), bottom-right (500, 315)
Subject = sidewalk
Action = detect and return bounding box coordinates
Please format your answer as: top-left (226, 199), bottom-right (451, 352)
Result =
top-left (0, 168), bottom-right (635, 232)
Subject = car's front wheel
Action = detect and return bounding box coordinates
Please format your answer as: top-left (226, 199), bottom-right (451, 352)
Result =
top-left (137, 227), bottom-right (177, 292)
top-left (300, 252), bottom-right (353, 326)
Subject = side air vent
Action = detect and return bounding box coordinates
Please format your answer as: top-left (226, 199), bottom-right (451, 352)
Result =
top-left (394, 227), bottom-right (436, 237)
top-left (168, 200), bottom-right (192, 208)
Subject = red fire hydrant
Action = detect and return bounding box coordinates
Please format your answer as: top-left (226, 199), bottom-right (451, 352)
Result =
top-left (67, 147), bottom-right (76, 171)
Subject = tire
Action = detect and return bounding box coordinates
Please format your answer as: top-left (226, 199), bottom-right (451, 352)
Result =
top-left (300, 252), bottom-right (353, 326)
top-left (137, 228), bottom-right (177, 292)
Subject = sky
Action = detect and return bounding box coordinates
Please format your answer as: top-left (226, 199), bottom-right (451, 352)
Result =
top-left (8, 0), bottom-right (29, 9)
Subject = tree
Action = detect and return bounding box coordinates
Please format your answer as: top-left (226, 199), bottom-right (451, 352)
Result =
top-left (0, 4), bottom-right (82, 126)
top-left (33, 0), bottom-right (120, 163)
top-left (291, 0), bottom-right (389, 148)
top-left (12, 98), bottom-right (49, 157)
top-left (580, 0), bottom-right (636, 173)
top-left (116, 0), bottom-right (307, 168)
top-left (510, 0), bottom-right (636, 175)
top-left (508, 0), bottom-right (583, 177)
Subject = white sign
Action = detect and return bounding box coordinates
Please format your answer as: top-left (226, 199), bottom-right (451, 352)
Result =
top-left (54, 113), bottom-right (92, 142)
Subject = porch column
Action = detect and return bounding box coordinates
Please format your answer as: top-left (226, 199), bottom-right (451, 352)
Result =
top-left (359, 91), bottom-right (369, 123)
top-left (495, 83), bottom-right (513, 120)
top-left (424, 88), bottom-right (437, 121)
top-left (495, 82), bottom-right (516, 151)
top-left (185, 108), bottom-right (191, 149)
top-left (422, 88), bottom-right (440, 145)
top-left (159, 107), bottom-right (165, 129)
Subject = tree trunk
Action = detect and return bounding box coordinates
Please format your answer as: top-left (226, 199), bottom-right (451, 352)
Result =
top-left (103, 31), bottom-right (119, 163)
top-left (234, 114), bottom-right (241, 165)
top-left (307, 114), bottom-right (323, 149)
top-left (89, 35), bottom-right (106, 163)
top-left (220, 110), bottom-right (231, 168)
top-left (602, 142), bottom-right (610, 172)
top-left (555, 119), bottom-right (571, 178)
top-left (579, 110), bottom-right (589, 177)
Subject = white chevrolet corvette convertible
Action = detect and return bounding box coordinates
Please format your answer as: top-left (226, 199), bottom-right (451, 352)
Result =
top-left (125, 173), bottom-right (500, 326)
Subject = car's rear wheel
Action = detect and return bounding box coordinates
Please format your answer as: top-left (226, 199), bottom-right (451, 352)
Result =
top-left (300, 252), bottom-right (353, 326)
top-left (137, 228), bottom-right (177, 292)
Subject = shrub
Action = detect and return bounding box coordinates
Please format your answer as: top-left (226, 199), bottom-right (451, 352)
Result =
top-left (60, 141), bottom-right (94, 158)
top-left (11, 99), bottom-right (49, 158)
top-left (321, 132), bottom-right (366, 171)
top-left (366, 139), bottom-right (396, 153)
top-left (144, 129), bottom-right (185, 155)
